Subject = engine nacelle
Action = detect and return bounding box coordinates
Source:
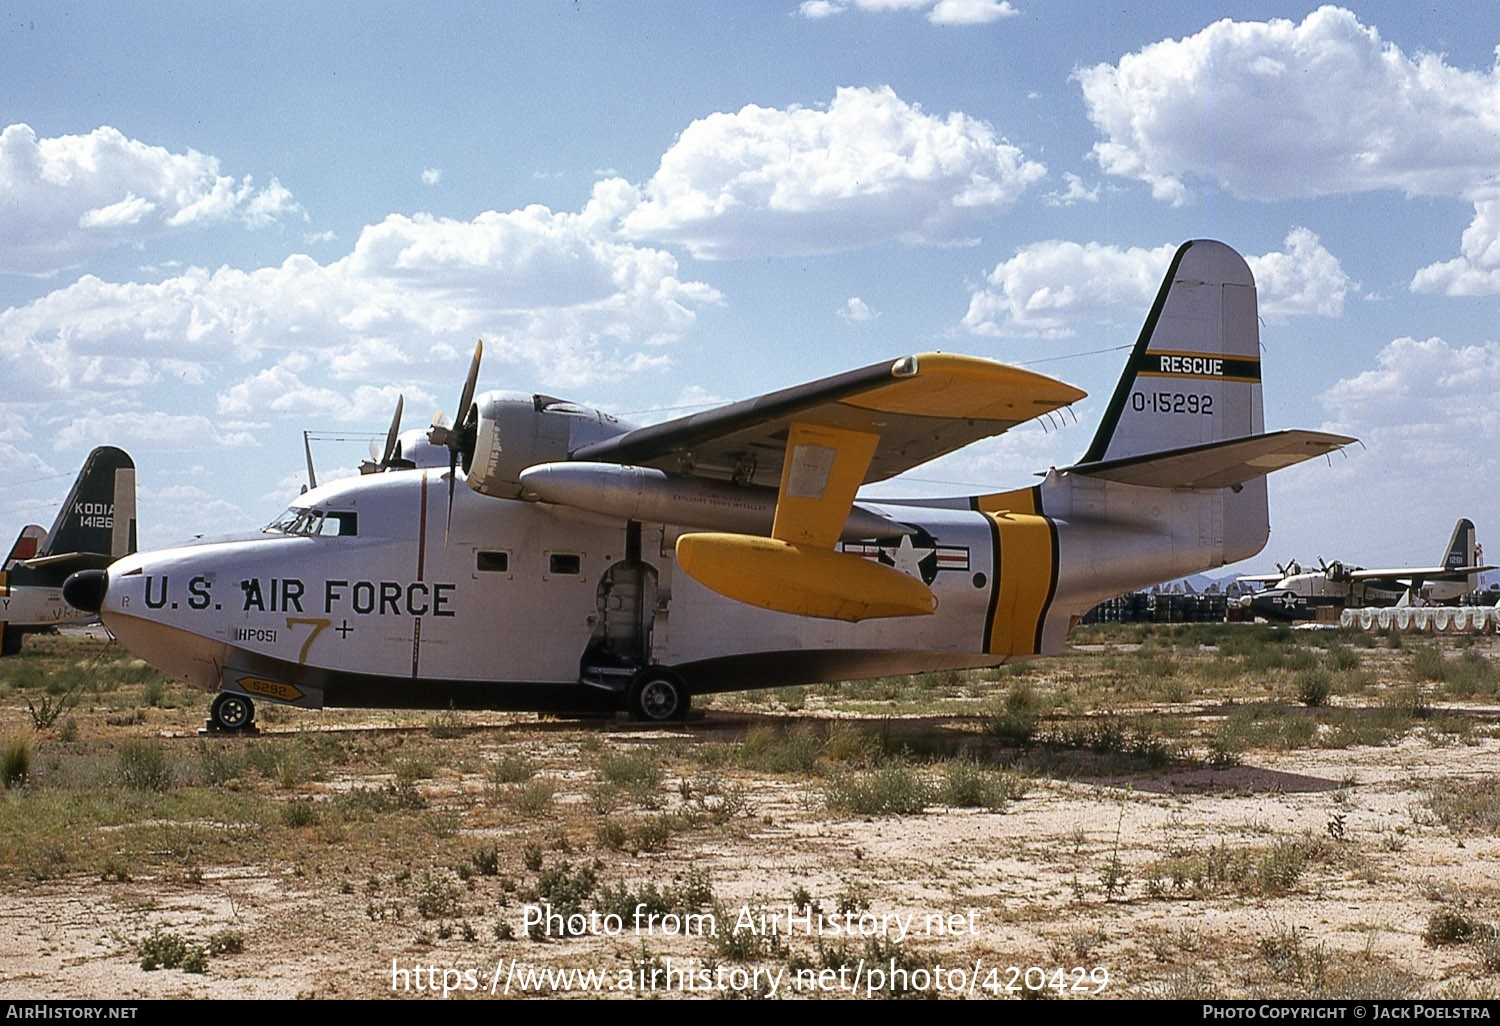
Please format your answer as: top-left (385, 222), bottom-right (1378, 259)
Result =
top-left (466, 391), bottom-right (633, 499)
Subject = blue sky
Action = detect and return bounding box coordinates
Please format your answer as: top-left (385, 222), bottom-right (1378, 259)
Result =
top-left (3, 2), bottom-right (1498, 579)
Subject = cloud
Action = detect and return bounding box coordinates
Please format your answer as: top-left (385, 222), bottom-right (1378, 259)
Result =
top-left (1410, 188), bottom-right (1500, 294)
top-left (422, 168), bottom-right (442, 186)
top-left (837, 297), bottom-right (878, 323)
top-left (216, 361), bottom-right (430, 421)
top-left (1316, 335), bottom-right (1500, 530)
top-left (1042, 173), bottom-right (1099, 207)
top-left (0, 188), bottom-right (722, 404)
top-left (1322, 335), bottom-right (1500, 430)
top-left (1077, 7), bottom-right (1500, 205)
top-left (1244, 228), bottom-right (1354, 319)
top-left (796, 0), bottom-right (1017, 25)
top-left (962, 230), bottom-right (1351, 336)
top-left (0, 123), bottom-right (303, 276)
top-left (53, 411), bottom-right (260, 453)
top-left (619, 85), bottom-right (1045, 258)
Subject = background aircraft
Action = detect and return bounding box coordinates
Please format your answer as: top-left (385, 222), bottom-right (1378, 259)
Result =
top-left (1237, 518), bottom-right (1491, 622)
top-left (65, 241), bottom-right (1351, 729)
top-left (2, 446), bottom-right (136, 655)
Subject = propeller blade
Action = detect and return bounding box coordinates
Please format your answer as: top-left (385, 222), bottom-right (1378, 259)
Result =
top-left (432, 340), bottom-right (483, 547)
top-left (457, 340), bottom-right (482, 437)
top-left (445, 448), bottom-right (458, 548)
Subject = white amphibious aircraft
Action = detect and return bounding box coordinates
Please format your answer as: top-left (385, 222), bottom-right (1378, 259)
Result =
top-left (65, 240), bottom-right (1350, 729)
top-left (3, 446), bottom-right (136, 655)
top-left (1238, 518), bottom-right (1493, 622)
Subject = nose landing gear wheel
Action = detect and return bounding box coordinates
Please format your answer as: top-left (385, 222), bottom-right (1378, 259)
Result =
top-left (210, 692), bottom-right (256, 732)
top-left (627, 668), bottom-right (688, 722)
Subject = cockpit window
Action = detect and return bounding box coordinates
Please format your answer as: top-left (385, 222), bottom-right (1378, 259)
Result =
top-left (265, 508), bottom-right (358, 537)
top-left (324, 511), bottom-right (358, 536)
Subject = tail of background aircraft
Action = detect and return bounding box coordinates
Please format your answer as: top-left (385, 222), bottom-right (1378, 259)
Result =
top-left (3, 525), bottom-right (45, 571)
top-left (1443, 518), bottom-right (1478, 575)
top-left (1, 446), bottom-right (137, 656)
top-left (34, 446), bottom-right (137, 569)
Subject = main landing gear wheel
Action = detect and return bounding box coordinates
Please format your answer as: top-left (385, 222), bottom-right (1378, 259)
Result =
top-left (210, 692), bottom-right (256, 732)
top-left (627, 668), bottom-right (689, 722)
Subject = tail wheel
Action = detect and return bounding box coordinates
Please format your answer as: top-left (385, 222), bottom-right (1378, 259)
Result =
top-left (210, 692), bottom-right (255, 732)
top-left (627, 667), bottom-right (688, 722)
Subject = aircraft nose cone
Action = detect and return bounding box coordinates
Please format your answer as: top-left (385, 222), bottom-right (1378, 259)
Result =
top-left (63, 569), bottom-right (107, 614)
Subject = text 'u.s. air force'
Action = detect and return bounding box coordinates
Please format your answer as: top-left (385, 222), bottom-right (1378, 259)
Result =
top-left (137, 575), bottom-right (456, 617)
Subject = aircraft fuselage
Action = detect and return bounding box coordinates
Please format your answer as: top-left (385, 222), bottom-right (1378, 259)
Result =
top-left (91, 465), bottom-right (1229, 715)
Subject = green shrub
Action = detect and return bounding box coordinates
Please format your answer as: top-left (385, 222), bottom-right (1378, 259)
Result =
top-left (415, 872), bottom-right (464, 920)
top-left (509, 777), bottom-right (556, 814)
top-left (599, 749), bottom-right (663, 788)
top-left (737, 723), bottom-right (823, 773)
top-left (488, 753), bottom-right (536, 785)
top-left (936, 761), bottom-right (1024, 811)
top-left (281, 798), bottom-right (318, 827)
top-left (117, 740), bottom-right (173, 792)
top-left (1, 737), bottom-right (30, 789)
top-left (1424, 908), bottom-right (1490, 946)
top-left (196, 740), bottom-right (247, 787)
top-left (986, 684), bottom-right (1042, 745)
top-left (822, 763), bottom-right (932, 816)
top-left (137, 929), bottom-right (208, 973)
top-left (1295, 669), bottom-right (1333, 707)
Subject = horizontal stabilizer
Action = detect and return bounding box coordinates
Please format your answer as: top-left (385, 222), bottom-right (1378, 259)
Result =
top-left (1060, 429), bottom-right (1354, 490)
top-left (17, 551), bottom-right (117, 574)
top-left (676, 532), bottom-right (937, 622)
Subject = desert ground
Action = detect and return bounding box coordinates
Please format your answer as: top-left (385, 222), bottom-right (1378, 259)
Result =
top-left (3, 622), bottom-right (1500, 1000)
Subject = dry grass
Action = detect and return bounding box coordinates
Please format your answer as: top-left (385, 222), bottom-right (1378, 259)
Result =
top-left (2, 625), bottom-right (1500, 998)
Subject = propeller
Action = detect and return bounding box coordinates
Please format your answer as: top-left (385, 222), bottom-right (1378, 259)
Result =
top-left (360, 395), bottom-right (405, 475)
top-left (428, 340), bottom-right (484, 537)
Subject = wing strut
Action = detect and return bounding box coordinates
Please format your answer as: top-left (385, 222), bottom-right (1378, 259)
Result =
top-left (676, 420), bottom-right (937, 621)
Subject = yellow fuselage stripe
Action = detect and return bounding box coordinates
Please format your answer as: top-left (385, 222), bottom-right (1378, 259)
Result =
top-left (971, 487), bottom-right (1053, 657)
top-left (984, 513), bottom-right (1055, 657)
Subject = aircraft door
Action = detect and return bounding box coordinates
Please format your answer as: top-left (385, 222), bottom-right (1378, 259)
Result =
top-left (581, 522), bottom-right (660, 681)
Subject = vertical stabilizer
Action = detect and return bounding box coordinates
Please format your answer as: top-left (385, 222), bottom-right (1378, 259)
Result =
top-left (3, 526), bottom-right (45, 571)
top-left (1443, 518), bottom-right (1477, 573)
top-left (1081, 239), bottom-right (1264, 464)
top-left (1074, 239), bottom-right (1269, 563)
top-left (39, 447), bottom-right (137, 559)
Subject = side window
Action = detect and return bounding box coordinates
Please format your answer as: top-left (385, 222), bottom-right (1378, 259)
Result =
top-left (477, 551), bottom-right (509, 573)
top-left (548, 553), bottom-right (581, 576)
top-left (325, 511), bottom-right (358, 536)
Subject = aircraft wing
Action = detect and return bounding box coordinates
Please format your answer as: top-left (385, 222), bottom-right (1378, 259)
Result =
top-left (1237, 574), bottom-right (1286, 585)
top-left (570, 353), bottom-right (1086, 487)
top-left (1348, 564), bottom-right (1496, 583)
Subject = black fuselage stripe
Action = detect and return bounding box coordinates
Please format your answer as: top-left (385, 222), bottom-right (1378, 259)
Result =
top-left (981, 507), bottom-right (1002, 653)
top-left (1033, 516), bottom-right (1061, 654)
